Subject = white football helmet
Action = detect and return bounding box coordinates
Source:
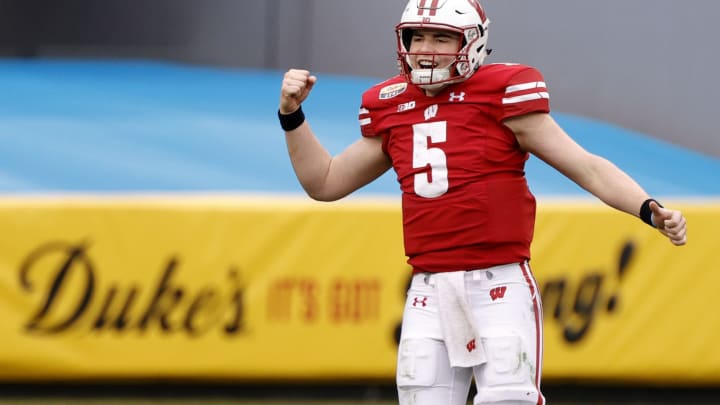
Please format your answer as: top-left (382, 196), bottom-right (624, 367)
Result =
top-left (396, 0), bottom-right (491, 90)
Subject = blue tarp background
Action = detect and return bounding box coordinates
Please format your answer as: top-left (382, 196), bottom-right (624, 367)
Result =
top-left (1, 59), bottom-right (718, 197)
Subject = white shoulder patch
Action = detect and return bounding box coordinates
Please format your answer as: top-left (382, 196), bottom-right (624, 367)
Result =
top-left (379, 83), bottom-right (408, 100)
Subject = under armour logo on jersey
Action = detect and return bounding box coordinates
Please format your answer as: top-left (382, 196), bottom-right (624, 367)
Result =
top-left (466, 339), bottom-right (477, 352)
top-left (449, 92), bottom-right (465, 102)
top-left (424, 104), bottom-right (438, 120)
top-left (412, 296), bottom-right (428, 307)
top-left (489, 286), bottom-right (507, 301)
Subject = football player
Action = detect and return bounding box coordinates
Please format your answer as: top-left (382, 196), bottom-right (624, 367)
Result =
top-left (278, 0), bottom-right (687, 403)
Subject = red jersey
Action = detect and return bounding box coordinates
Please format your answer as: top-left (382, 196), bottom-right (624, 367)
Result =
top-left (359, 63), bottom-right (550, 273)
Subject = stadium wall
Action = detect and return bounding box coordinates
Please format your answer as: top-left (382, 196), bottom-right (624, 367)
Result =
top-left (0, 0), bottom-right (718, 157)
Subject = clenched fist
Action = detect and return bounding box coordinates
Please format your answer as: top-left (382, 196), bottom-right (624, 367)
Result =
top-left (650, 200), bottom-right (687, 246)
top-left (279, 69), bottom-right (317, 114)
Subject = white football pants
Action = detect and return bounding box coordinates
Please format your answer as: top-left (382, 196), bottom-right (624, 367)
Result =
top-left (396, 262), bottom-right (545, 405)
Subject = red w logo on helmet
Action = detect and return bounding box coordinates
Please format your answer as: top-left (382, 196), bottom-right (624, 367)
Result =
top-left (466, 0), bottom-right (488, 23)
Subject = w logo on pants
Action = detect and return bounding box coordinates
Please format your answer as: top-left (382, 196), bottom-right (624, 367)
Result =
top-left (489, 286), bottom-right (507, 301)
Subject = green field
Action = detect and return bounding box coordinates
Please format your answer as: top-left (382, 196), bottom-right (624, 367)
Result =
top-left (0, 400), bottom-right (704, 405)
top-left (0, 401), bottom-right (398, 405)
top-left (2, 385), bottom-right (718, 405)
top-left (0, 401), bottom-right (496, 405)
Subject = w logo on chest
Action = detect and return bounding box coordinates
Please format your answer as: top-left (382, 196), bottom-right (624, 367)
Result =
top-left (489, 286), bottom-right (507, 301)
top-left (424, 104), bottom-right (438, 120)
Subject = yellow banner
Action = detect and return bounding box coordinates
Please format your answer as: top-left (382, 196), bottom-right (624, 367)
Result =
top-left (0, 196), bottom-right (718, 384)
top-left (534, 200), bottom-right (720, 384)
top-left (0, 196), bottom-right (408, 381)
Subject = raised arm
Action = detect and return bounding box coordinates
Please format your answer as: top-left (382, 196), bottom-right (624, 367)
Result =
top-left (505, 112), bottom-right (687, 246)
top-left (279, 69), bottom-right (392, 201)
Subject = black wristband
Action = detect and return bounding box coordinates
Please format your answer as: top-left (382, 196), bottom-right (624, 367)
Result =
top-left (640, 198), bottom-right (663, 227)
top-left (278, 106), bottom-right (305, 131)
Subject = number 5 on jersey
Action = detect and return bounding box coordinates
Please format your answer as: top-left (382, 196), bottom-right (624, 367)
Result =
top-left (412, 121), bottom-right (448, 198)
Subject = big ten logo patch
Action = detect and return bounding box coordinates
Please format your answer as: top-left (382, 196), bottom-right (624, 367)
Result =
top-left (540, 240), bottom-right (636, 343)
top-left (397, 101), bottom-right (416, 113)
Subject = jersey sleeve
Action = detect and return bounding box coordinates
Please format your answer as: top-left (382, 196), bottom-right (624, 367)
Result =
top-left (358, 91), bottom-right (380, 138)
top-left (500, 67), bottom-right (550, 120)
top-left (358, 88), bottom-right (394, 157)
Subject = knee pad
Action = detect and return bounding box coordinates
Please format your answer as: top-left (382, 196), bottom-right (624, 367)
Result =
top-left (474, 336), bottom-right (540, 404)
top-left (397, 338), bottom-right (442, 390)
top-left (397, 338), bottom-right (472, 405)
